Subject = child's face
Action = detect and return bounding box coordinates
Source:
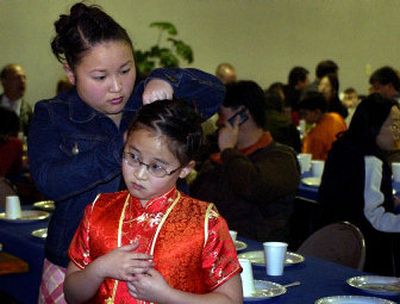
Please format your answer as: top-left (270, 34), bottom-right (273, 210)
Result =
top-left (65, 40), bottom-right (136, 119)
top-left (122, 128), bottom-right (192, 206)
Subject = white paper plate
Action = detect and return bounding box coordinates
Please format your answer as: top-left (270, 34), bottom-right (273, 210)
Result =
top-left (235, 240), bottom-right (248, 251)
top-left (315, 295), bottom-right (396, 304)
top-left (301, 177), bottom-right (321, 187)
top-left (31, 228), bottom-right (48, 239)
top-left (33, 200), bottom-right (55, 211)
top-left (0, 210), bottom-right (50, 223)
top-left (347, 275), bottom-right (400, 296)
top-left (238, 250), bottom-right (304, 267)
top-left (244, 280), bottom-right (286, 301)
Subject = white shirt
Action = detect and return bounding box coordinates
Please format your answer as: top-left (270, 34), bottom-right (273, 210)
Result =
top-left (364, 156), bottom-right (400, 232)
top-left (0, 94), bottom-right (22, 116)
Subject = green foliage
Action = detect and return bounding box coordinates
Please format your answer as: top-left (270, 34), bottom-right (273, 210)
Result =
top-left (135, 22), bottom-right (194, 77)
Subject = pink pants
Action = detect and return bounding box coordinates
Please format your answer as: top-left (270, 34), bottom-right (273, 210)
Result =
top-left (38, 259), bottom-right (67, 304)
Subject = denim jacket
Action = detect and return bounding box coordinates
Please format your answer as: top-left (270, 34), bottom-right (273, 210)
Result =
top-left (28, 68), bottom-right (225, 267)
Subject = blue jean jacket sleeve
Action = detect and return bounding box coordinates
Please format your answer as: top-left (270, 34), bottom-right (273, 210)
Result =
top-left (142, 68), bottom-right (225, 120)
top-left (29, 68), bottom-right (223, 203)
top-left (28, 100), bottom-right (123, 201)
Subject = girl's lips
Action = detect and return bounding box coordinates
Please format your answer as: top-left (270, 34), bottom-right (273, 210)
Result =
top-left (130, 182), bottom-right (144, 191)
top-left (110, 96), bottom-right (123, 105)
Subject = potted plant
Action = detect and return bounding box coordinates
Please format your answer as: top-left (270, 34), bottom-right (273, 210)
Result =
top-left (135, 22), bottom-right (194, 78)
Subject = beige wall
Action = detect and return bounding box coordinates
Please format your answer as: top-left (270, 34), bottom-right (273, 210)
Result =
top-left (1, 0), bottom-right (400, 106)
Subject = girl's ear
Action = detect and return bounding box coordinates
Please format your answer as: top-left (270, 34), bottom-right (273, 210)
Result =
top-left (64, 64), bottom-right (76, 85)
top-left (179, 160), bottom-right (196, 179)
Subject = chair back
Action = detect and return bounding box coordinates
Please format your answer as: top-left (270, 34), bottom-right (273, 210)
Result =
top-left (0, 177), bottom-right (17, 209)
top-left (296, 221), bottom-right (366, 271)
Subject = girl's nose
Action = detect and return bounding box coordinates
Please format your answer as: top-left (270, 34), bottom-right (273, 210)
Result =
top-left (110, 76), bottom-right (122, 92)
top-left (134, 164), bottom-right (148, 180)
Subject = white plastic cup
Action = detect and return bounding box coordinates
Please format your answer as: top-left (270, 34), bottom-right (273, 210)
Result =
top-left (297, 153), bottom-right (312, 174)
top-left (5, 195), bottom-right (21, 219)
top-left (263, 242), bottom-right (288, 276)
top-left (239, 258), bottom-right (256, 297)
top-left (311, 160), bottom-right (325, 178)
top-left (392, 163), bottom-right (400, 183)
top-left (229, 230), bottom-right (238, 241)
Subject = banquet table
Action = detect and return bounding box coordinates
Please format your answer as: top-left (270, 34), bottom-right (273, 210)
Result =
top-left (0, 207), bottom-right (48, 304)
top-left (240, 237), bottom-right (400, 304)
top-left (1, 208), bottom-right (400, 304)
top-left (297, 173), bottom-right (400, 203)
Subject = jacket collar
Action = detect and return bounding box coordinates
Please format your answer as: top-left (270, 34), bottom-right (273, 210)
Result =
top-left (64, 88), bottom-right (136, 123)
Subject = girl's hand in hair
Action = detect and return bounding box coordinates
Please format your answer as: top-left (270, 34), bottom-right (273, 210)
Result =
top-left (142, 79), bottom-right (173, 104)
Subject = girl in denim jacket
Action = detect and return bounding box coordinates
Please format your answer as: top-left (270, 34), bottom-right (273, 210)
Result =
top-left (28, 3), bottom-right (224, 303)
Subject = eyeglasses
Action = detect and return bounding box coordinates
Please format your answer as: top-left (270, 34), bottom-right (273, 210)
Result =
top-left (392, 124), bottom-right (400, 132)
top-left (123, 152), bottom-right (181, 178)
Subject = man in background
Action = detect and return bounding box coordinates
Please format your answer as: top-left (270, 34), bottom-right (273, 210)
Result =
top-left (215, 63), bottom-right (237, 84)
top-left (341, 87), bottom-right (360, 126)
top-left (369, 66), bottom-right (400, 103)
top-left (203, 62), bottom-right (238, 137)
top-left (284, 66), bottom-right (310, 125)
top-left (0, 64), bottom-right (32, 136)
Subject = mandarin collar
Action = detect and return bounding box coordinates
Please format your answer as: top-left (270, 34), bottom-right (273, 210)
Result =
top-left (133, 187), bottom-right (178, 211)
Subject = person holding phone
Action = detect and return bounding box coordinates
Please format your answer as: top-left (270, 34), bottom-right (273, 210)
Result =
top-left (191, 80), bottom-right (300, 243)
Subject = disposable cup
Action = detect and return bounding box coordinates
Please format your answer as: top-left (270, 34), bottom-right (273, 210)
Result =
top-left (392, 162), bottom-right (400, 183)
top-left (311, 160), bottom-right (325, 178)
top-left (297, 153), bottom-right (312, 174)
top-left (239, 258), bottom-right (256, 297)
top-left (5, 195), bottom-right (21, 219)
top-left (229, 230), bottom-right (238, 241)
top-left (263, 242), bottom-right (288, 276)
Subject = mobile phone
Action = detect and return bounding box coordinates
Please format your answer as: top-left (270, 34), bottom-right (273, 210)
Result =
top-left (228, 108), bottom-right (249, 126)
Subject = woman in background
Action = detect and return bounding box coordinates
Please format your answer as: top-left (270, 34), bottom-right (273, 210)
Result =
top-left (319, 93), bottom-right (400, 275)
top-left (318, 73), bottom-right (348, 119)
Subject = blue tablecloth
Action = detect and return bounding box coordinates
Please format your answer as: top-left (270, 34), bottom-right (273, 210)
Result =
top-left (1, 207), bottom-right (400, 304)
top-left (297, 173), bottom-right (400, 203)
top-left (240, 237), bottom-right (400, 304)
top-left (297, 171), bottom-right (319, 202)
top-left (0, 208), bottom-right (48, 304)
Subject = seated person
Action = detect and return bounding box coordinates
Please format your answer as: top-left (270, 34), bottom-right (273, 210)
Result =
top-left (369, 66), bottom-right (400, 102)
top-left (264, 90), bottom-right (301, 152)
top-left (299, 91), bottom-right (347, 160)
top-left (190, 80), bottom-right (300, 243)
top-left (318, 73), bottom-right (348, 119)
top-left (0, 106), bottom-right (23, 178)
top-left (341, 87), bottom-right (360, 126)
top-left (319, 93), bottom-right (400, 275)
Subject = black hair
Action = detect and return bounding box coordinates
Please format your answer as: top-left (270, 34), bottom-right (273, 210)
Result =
top-left (288, 66), bottom-right (309, 87)
top-left (0, 106), bottom-right (20, 142)
top-left (51, 2), bottom-right (133, 69)
top-left (343, 93), bottom-right (398, 154)
top-left (264, 91), bottom-right (284, 112)
top-left (223, 81), bottom-right (267, 128)
top-left (322, 73), bottom-right (339, 97)
top-left (369, 66), bottom-right (400, 91)
top-left (344, 87), bottom-right (357, 95)
top-left (127, 99), bottom-right (203, 165)
top-left (316, 60), bottom-right (338, 79)
top-left (298, 91), bottom-right (327, 112)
